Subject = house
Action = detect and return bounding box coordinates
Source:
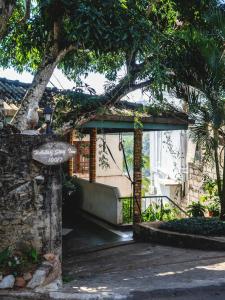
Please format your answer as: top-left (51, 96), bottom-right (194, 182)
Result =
top-left (149, 130), bottom-right (188, 205)
top-left (0, 77), bottom-right (190, 224)
top-left (68, 130), bottom-right (133, 197)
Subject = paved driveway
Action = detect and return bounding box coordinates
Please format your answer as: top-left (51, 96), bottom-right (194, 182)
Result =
top-left (62, 242), bottom-right (225, 299)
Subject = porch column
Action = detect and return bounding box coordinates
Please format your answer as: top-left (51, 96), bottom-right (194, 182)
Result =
top-left (89, 128), bottom-right (97, 183)
top-left (133, 128), bottom-right (143, 224)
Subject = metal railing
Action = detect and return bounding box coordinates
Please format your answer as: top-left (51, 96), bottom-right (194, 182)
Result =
top-left (119, 195), bottom-right (189, 224)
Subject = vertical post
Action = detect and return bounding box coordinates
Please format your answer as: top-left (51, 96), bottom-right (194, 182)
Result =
top-left (68, 130), bottom-right (75, 177)
top-left (0, 100), bottom-right (5, 130)
top-left (133, 128), bottom-right (143, 224)
top-left (89, 128), bottom-right (97, 183)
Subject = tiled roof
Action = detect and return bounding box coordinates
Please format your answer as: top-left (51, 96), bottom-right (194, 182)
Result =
top-left (0, 77), bottom-right (61, 107)
top-left (0, 77), bottom-right (189, 124)
top-left (0, 77), bottom-right (145, 113)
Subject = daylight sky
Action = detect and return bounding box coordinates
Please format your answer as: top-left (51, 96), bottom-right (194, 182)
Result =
top-left (0, 67), bottom-right (145, 102)
top-left (0, 67), bottom-right (106, 94)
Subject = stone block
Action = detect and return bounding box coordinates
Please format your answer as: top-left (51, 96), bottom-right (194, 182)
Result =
top-left (15, 277), bottom-right (26, 288)
top-left (0, 275), bottom-right (15, 289)
top-left (27, 266), bottom-right (51, 289)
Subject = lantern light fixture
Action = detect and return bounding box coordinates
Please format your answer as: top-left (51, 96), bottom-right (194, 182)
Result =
top-left (43, 106), bottom-right (53, 134)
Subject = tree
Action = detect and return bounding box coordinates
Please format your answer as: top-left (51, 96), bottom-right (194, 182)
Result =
top-left (0, 0), bottom-right (179, 131)
top-left (0, 0), bottom-right (16, 41)
top-left (0, 0), bottom-right (31, 125)
top-left (154, 2), bottom-right (225, 219)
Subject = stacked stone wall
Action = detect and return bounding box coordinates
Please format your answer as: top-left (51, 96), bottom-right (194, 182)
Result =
top-left (188, 162), bottom-right (216, 203)
top-left (0, 134), bottom-right (62, 256)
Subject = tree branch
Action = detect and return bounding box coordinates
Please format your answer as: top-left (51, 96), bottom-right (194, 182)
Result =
top-left (0, 0), bottom-right (16, 41)
top-left (62, 76), bottom-right (154, 131)
top-left (19, 0), bottom-right (31, 23)
top-left (126, 49), bottom-right (138, 73)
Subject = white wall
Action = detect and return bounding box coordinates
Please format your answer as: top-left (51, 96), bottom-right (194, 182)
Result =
top-left (73, 133), bottom-right (132, 197)
top-left (149, 130), bottom-right (187, 202)
top-left (73, 178), bottom-right (123, 225)
top-left (97, 134), bottom-right (123, 176)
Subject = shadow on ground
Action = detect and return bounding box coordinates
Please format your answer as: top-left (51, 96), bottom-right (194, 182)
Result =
top-left (62, 242), bottom-right (225, 298)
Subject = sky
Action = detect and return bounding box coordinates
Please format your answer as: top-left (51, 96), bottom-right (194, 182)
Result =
top-left (0, 67), bottom-right (106, 94)
top-left (0, 67), bottom-right (145, 102)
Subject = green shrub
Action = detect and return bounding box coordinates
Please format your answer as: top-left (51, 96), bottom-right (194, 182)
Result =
top-left (207, 202), bottom-right (220, 217)
top-left (187, 201), bottom-right (206, 217)
top-left (160, 217), bottom-right (225, 236)
top-left (122, 199), bottom-right (179, 223)
top-left (0, 247), bottom-right (40, 277)
top-left (122, 198), bottom-right (133, 223)
top-left (142, 203), bottom-right (179, 222)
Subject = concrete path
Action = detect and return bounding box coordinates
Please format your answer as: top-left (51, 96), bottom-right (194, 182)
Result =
top-left (62, 242), bottom-right (225, 299)
top-left (1, 242), bottom-right (225, 299)
top-left (63, 212), bottom-right (132, 256)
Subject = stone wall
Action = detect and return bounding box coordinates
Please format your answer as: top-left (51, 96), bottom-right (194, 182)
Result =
top-left (0, 134), bottom-right (62, 256)
top-left (188, 162), bottom-right (216, 203)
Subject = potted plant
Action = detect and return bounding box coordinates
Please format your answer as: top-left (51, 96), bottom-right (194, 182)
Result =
top-left (207, 201), bottom-right (220, 217)
top-left (187, 201), bottom-right (206, 217)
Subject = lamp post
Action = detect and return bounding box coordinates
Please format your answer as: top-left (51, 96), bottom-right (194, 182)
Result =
top-left (43, 106), bottom-right (53, 134)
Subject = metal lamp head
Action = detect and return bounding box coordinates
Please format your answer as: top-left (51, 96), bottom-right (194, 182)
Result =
top-left (43, 106), bottom-right (53, 124)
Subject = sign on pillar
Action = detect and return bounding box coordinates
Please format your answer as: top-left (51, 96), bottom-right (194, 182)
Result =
top-left (32, 141), bottom-right (76, 165)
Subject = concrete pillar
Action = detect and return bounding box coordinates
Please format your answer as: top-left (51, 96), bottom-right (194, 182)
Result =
top-left (133, 128), bottom-right (143, 224)
top-left (89, 128), bottom-right (97, 183)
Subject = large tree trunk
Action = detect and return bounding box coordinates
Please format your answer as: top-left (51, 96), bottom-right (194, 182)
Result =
top-left (11, 46), bottom-right (73, 131)
top-left (213, 132), bottom-right (224, 220)
top-left (0, 0), bottom-right (16, 40)
top-left (220, 147), bottom-right (225, 220)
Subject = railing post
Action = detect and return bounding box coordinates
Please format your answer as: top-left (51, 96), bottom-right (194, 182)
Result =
top-left (160, 197), bottom-right (163, 220)
top-left (133, 128), bottom-right (143, 224)
top-left (89, 128), bottom-right (97, 183)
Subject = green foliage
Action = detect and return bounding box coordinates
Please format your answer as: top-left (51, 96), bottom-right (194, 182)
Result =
top-left (0, 0), bottom-right (154, 75)
top-left (200, 176), bottom-right (220, 216)
top-left (151, 2), bottom-right (225, 217)
top-left (122, 199), bottom-right (179, 223)
top-left (98, 137), bottom-right (110, 170)
top-left (142, 177), bottom-right (150, 196)
top-left (62, 174), bottom-right (78, 203)
top-left (0, 246), bottom-right (40, 276)
top-left (62, 274), bottom-right (74, 283)
top-left (187, 201), bottom-right (206, 217)
top-left (122, 198), bottom-right (133, 224)
top-left (142, 202), bottom-right (179, 222)
top-left (207, 201), bottom-right (220, 216)
top-left (0, 248), bottom-right (10, 266)
top-left (202, 176), bottom-right (219, 200)
top-left (160, 217), bottom-right (225, 236)
top-left (26, 247), bottom-right (39, 264)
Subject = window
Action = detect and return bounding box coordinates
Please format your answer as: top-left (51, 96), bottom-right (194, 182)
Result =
top-left (73, 141), bottom-right (90, 174)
